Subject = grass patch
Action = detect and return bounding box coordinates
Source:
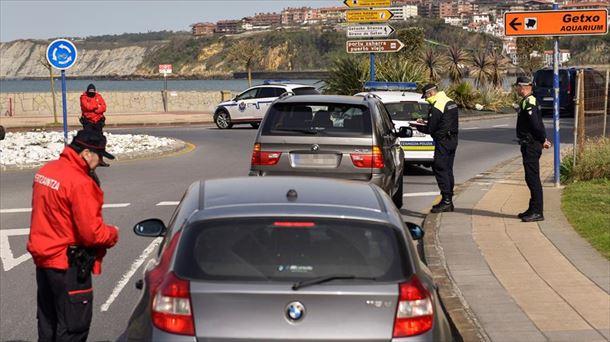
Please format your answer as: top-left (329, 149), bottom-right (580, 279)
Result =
top-left (561, 179), bottom-right (610, 260)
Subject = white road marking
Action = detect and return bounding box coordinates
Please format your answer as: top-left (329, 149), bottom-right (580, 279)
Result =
top-left (156, 201), bottom-right (179, 206)
top-left (102, 203), bottom-right (131, 208)
top-left (1, 203), bottom-right (130, 214)
top-left (492, 124), bottom-right (509, 128)
top-left (101, 237), bottom-right (163, 312)
top-left (461, 127), bottom-right (480, 130)
top-left (0, 228), bottom-right (32, 271)
top-left (403, 191), bottom-right (440, 198)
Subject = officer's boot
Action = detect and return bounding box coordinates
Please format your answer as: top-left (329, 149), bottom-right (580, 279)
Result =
top-left (431, 196), bottom-right (454, 213)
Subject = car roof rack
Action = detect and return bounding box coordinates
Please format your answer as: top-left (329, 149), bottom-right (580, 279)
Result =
top-left (363, 81), bottom-right (417, 91)
top-left (263, 79), bottom-right (292, 85)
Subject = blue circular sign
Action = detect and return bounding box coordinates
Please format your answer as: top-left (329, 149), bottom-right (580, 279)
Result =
top-left (46, 39), bottom-right (77, 70)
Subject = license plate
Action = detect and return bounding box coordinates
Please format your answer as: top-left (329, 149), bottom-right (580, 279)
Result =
top-left (543, 97), bottom-right (553, 101)
top-left (291, 154), bottom-right (339, 168)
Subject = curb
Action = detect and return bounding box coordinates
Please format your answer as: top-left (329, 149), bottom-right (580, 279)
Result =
top-left (0, 138), bottom-right (190, 172)
top-left (422, 156), bottom-right (521, 342)
top-left (459, 112), bottom-right (515, 122)
top-left (0, 120), bottom-right (215, 131)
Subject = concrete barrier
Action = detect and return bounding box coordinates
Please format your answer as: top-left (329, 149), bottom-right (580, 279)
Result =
top-left (0, 90), bottom-right (227, 117)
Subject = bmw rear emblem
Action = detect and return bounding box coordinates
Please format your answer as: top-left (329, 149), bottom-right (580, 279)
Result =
top-left (311, 144), bottom-right (319, 152)
top-left (285, 301), bottom-right (305, 322)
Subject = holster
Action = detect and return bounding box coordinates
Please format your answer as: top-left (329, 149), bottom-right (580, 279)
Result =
top-left (67, 246), bottom-right (97, 281)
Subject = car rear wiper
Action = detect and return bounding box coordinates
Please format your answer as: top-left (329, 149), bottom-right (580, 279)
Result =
top-left (292, 274), bottom-right (376, 290)
top-left (273, 128), bottom-right (318, 135)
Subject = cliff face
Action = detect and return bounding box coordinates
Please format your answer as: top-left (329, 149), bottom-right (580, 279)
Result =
top-left (0, 40), bottom-right (162, 78)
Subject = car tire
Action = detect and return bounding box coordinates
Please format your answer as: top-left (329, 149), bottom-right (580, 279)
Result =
top-left (392, 177), bottom-right (404, 208)
top-left (214, 110), bottom-right (233, 129)
top-left (250, 122), bottom-right (260, 129)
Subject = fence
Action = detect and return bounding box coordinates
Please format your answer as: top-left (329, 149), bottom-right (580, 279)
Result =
top-left (572, 66), bottom-right (610, 166)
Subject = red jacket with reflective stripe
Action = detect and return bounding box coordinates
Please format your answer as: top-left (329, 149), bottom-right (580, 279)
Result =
top-left (27, 147), bottom-right (118, 273)
top-left (80, 92), bottom-right (107, 123)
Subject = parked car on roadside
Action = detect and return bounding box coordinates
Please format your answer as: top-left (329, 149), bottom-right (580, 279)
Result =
top-left (356, 90), bottom-right (434, 168)
top-left (248, 94), bottom-right (412, 208)
top-left (213, 81), bottom-right (319, 129)
top-left (124, 176), bottom-right (453, 342)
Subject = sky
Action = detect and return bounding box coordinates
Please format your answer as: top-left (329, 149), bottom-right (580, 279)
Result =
top-left (0, 0), bottom-right (340, 42)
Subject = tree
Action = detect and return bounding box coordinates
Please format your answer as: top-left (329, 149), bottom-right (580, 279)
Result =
top-left (420, 48), bottom-right (446, 83)
top-left (446, 45), bottom-right (469, 84)
top-left (323, 55), bottom-right (368, 95)
top-left (227, 39), bottom-right (264, 87)
top-left (376, 56), bottom-right (426, 85)
top-left (396, 27), bottom-right (425, 62)
top-left (38, 51), bottom-right (58, 124)
top-left (470, 51), bottom-right (492, 88)
top-left (516, 37), bottom-right (546, 76)
top-left (488, 50), bottom-right (509, 89)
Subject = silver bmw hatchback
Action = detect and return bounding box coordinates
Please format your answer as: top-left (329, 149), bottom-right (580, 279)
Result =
top-left (123, 177), bottom-right (453, 341)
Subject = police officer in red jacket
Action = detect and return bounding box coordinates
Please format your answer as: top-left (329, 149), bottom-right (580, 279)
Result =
top-left (80, 84), bottom-right (107, 131)
top-left (27, 129), bottom-right (119, 341)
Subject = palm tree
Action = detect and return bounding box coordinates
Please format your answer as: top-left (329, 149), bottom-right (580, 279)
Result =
top-left (323, 55), bottom-right (368, 95)
top-left (446, 45), bottom-right (469, 84)
top-left (470, 51), bottom-right (492, 88)
top-left (488, 50), bottom-right (508, 89)
top-left (377, 55), bottom-right (426, 85)
top-left (227, 40), bottom-right (264, 88)
top-left (420, 48), bottom-right (446, 83)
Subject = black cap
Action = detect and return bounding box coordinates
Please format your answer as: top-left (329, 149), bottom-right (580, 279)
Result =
top-left (86, 83), bottom-right (96, 92)
top-left (514, 76), bottom-right (532, 86)
top-left (70, 130), bottom-right (115, 161)
top-left (421, 83), bottom-right (438, 98)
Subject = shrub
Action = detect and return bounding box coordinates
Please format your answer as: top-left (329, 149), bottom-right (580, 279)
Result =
top-left (323, 56), bottom-right (369, 95)
top-left (447, 81), bottom-right (477, 109)
top-left (475, 87), bottom-right (513, 112)
top-left (561, 137), bottom-right (610, 183)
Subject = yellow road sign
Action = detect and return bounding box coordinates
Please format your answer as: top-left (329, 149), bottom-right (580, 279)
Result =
top-left (343, 0), bottom-right (391, 8)
top-left (346, 9), bottom-right (393, 23)
top-left (504, 9), bottom-right (608, 37)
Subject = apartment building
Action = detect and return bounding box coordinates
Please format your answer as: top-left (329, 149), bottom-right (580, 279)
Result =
top-left (191, 22), bottom-right (215, 37)
top-left (215, 20), bottom-right (244, 34)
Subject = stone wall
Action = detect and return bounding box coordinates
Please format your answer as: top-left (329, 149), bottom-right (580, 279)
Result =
top-left (0, 90), bottom-right (227, 116)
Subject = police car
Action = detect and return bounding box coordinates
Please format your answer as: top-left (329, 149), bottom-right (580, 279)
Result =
top-left (356, 82), bottom-right (434, 167)
top-left (213, 81), bottom-right (319, 129)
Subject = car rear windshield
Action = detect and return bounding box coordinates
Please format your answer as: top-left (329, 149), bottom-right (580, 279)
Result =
top-left (534, 70), bottom-right (569, 89)
top-left (262, 102), bottom-right (372, 136)
top-left (174, 218), bottom-right (408, 282)
top-left (384, 102), bottom-right (429, 121)
top-left (292, 87), bottom-right (320, 95)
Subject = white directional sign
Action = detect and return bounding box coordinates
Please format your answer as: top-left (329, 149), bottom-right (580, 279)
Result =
top-left (46, 39), bottom-right (77, 70)
top-left (347, 24), bottom-right (395, 38)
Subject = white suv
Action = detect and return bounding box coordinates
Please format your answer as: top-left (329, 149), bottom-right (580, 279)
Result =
top-left (213, 82), bottom-right (319, 129)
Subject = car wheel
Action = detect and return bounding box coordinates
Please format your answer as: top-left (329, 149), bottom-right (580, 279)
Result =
top-left (392, 177), bottom-right (404, 208)
top-left (214, 111), bottom-right (233, 129)
top-left (250, 122), bottom-right (260, 129)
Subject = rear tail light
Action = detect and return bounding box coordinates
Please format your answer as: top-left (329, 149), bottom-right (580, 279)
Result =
top-left (251, 143), bottom-right (282, 166)
top-left (393, 275), bottom-right (434, 337)
top-left (151, 272), bottom-right (195, 336)
top-left (273, 221), bottom-right (316, 227)
top-left (350, 146), bottom-right (384, 169)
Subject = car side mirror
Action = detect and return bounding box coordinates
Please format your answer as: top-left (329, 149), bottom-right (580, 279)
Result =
top-left (405, 222), bottom-right (425, 240)
top-left (133, 219), bottom-right (166, 237)
top-left (396, 126), bottom-right (413, 138)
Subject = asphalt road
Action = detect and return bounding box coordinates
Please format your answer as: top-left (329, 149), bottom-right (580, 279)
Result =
top-left (0, 116), bottom-right (574, 341)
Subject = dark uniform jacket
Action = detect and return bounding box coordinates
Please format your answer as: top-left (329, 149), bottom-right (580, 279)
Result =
top-left (516, 94), bottom-right (546, 144)
top-left (417, 91), bottom-right (459, 141)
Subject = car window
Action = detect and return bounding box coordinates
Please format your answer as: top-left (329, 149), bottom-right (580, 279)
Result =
top-left (256, 87), bottom-right (280, 98)
top-left (156, 188), bottom-right (198, 256)
top-left (235, 88), bottom-right (258, 101)
top-left (377, 102), bottom-right (395, 133)
top-left (384, 102), bottom-right (429, 121)
top-left (262, 102), bottom-right (372, 136)
top-left (534, 70), bottom-right (569, 89)
top-left (292, 87), bottom-right (320, 95)
top-left (174, 218), bottom-right (408, 282)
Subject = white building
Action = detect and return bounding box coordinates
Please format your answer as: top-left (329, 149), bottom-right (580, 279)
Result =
top-left (544, 50), bottom-right (571, 66)
top-left (380, 5), bottom-right (418, 20)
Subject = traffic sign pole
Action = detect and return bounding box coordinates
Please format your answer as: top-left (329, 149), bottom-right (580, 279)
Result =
top-left (61, 70), bottom-right (68, 144)
top-left (552, 2), bottom-right (561, 187)
top-left (370, 53), bottom-right (375, 82)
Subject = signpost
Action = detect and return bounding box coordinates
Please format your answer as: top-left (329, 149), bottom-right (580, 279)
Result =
top-left (343, 0), bottom-right (391, 8)
top-left (346, 9), bottom-right (393, 23)
top-left (347, 24), bottom-right (395, 38)
top-left (159, 64), bottom-right (172, 113)
top-left (346, 39), bottom-right (405, 53)
top-left (504, 7), bottom-right (608, 186)
top-left (46, 39), bottom-right (77, 144)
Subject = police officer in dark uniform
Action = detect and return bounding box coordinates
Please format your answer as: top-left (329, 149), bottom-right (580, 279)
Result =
top-left (412, 84), bottom-right (459, 213)
top-left (514, 76), bottom-right (551, 222)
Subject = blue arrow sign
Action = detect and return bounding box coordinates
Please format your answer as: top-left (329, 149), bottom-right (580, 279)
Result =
top-left (46, 39), bottom-right (77, 70)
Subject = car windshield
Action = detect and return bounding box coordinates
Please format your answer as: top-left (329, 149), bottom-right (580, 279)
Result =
top-left (174, 218), bottom-right (407, 282)
top-left (534, 70), bottom-right (569, 89)
top-left (384, 102), bottom-right (429, 121)
top-left (262, 102), bottom-right (372, 136)
top-left (292, 87), bottom-right (320, 95)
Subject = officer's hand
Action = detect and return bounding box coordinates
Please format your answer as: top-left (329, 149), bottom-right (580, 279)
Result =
top-left (512, 103), bottom-right (520, 111)
top-left (416, 118), bottom-right (424, 124)
top-left (543, 139), bottom-right (551, 149)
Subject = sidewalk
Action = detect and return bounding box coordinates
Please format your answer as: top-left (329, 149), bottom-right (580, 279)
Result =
top-left (0, 111), bottom-right (214, 129)
top-left (425, 152), bottom-right (610, 342)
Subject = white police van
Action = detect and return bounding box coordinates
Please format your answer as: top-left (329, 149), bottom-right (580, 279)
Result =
top-left (213, 81), bottom-right (319, 129)
top-left (356, 82), bottom-right (434, 168)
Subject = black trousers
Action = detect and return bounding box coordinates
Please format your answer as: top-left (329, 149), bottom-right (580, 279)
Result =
top-left (36, 267), bottom-right (93, 342)
top-left (520, 141), bottom-right (544, 214)
top-left (80, 117), bottom-right (105, 132)
top-left (433, 136), bottom-right (458, 199)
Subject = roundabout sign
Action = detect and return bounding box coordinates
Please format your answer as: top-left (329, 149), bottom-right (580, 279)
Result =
top-left (46, 39), bottom-right (77, 70)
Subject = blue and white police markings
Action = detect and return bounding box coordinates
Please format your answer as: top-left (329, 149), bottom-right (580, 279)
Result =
top-left (285, 301), bottom-right (306, 322)
top-left (238, 101), bottom-right (247, 111)
top-left (46, 39), bottom-right (78, 70)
